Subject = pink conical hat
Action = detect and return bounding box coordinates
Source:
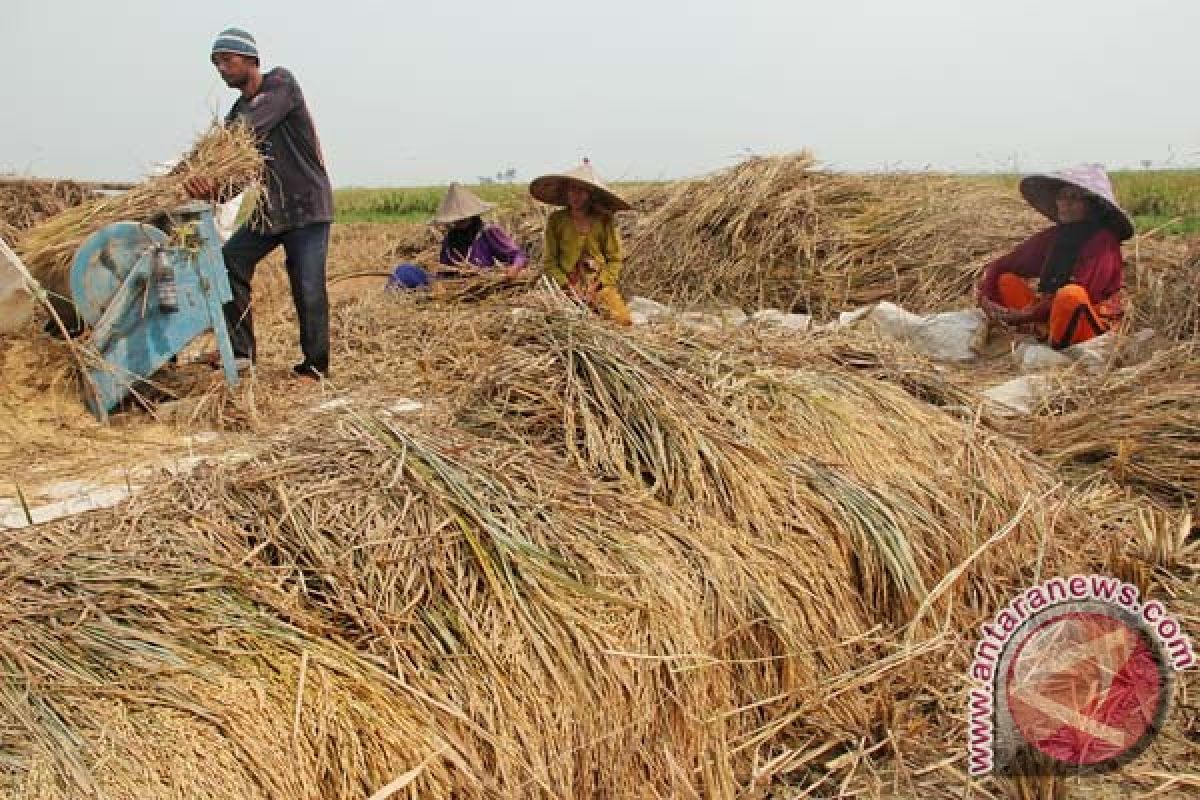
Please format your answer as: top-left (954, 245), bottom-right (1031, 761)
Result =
top-left (1019, 164), bottom-right (1134, 241)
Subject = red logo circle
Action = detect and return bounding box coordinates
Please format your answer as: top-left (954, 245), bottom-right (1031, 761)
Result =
top-left (1005, 610), bottom-right (1166, 768)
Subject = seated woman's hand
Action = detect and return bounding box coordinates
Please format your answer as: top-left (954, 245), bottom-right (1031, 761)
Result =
top-left (979, 296), bottom-right (1004, 319)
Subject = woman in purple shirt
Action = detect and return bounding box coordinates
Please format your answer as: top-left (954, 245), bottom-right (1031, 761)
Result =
top-left (389, 184), bottom-right (528, 289)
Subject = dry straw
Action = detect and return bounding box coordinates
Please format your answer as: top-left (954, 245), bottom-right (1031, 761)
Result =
top-left (2, 292), bottom-right (1193, 799)
top-left (1127, 235), bottom-right (1200, 341)
top-left (623, 153), bottom-right (1042, 316)
top-left (3, 150), bottom-right (1197, 798)
top-left (1030, 341), bottom-right (1200, 508)
top-left (0, 179), bottom-right (94, 242)
top-left (17, 123), bottom-right (263, 298)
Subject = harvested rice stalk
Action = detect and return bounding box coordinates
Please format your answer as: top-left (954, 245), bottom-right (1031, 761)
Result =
top-left (17, 123), bottom-right (262, 297)
top-left (427, 269), bottom-right (539, 305)
top-left (461, 304), bottom-right (787, 530)
top-left (4, 316), bottom-right (1185, 798)
top-left (1029, 342), bottom-right (1200, 507)
top-left (1127, 236), bottom-right (1200, 341)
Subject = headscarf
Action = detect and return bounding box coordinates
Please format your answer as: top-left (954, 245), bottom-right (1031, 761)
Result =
top-left (443, 216), bottom-right (484, 264)
top-left (1038, 218), bottom-right (1104, 295)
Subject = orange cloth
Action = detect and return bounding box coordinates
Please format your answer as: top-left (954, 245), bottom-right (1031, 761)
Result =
top-left (995, 272), bottom-right (1038, 310)
top-left (994, 274), bottom-right (1111, 347)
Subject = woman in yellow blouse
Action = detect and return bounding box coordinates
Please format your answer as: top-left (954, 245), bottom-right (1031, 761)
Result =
top-left (530, 160), bottom-right (633, 326)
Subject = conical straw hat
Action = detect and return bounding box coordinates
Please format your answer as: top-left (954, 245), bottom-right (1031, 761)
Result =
top-left (1019, 164), bottom-right (1134, 241)
top-left (431, 183), bottom-right (496, 225)
top-left (529, 160), bottom-right (631, 213)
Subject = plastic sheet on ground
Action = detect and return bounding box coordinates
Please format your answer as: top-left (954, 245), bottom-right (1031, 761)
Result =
top-left (982, 375), bottom-right (1056, 416)
top-left (837, 302), bottom-right (987, 362)
top-left (750, 309), bottom-right (812, 331)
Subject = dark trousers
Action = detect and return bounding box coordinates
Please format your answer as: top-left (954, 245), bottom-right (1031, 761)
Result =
top-left (222, 221), bottom-right (331, 373)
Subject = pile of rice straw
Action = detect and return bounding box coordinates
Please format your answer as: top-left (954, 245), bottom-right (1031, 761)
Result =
top-left (0, 179), bottom-right (94, 243)
top-left (6, 291), bottom-right (1194, 799)
top-left (1126, 235), bottom-right (1200, 341)
top-left (622, 153), bottom-right (1043, 315)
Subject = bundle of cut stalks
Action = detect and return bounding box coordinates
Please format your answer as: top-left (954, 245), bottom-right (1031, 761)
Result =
top-left (17, 124), bottom-right (262, 296)
top-left (625, 153), bottom-right (1041, 316)
top-left (1029, 342), bottom-right (1200, 507)
top-left (0, 179), bottom-right (94, 243)
top-left (1127, 236), bottom-right (1200, 341)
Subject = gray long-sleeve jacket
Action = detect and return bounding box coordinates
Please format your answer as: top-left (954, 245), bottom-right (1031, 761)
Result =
top-left (226, 67), bottom-right (334, 234)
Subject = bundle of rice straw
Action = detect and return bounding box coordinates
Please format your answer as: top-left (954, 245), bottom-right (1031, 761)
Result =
top-left (1030, 341), bottom-right (1200, 508)
top-left (17, 123), bottom-right (262, 298)
top-left (1127, 236), bottom-right (1200, 341)
top-left (0, 179), bottom-right (94, 243)
top-left (624, 153), bottom-right (1041, 316)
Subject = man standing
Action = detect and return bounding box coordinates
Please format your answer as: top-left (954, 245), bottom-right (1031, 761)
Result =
top-left (185, 28), bottom-right (334, 380)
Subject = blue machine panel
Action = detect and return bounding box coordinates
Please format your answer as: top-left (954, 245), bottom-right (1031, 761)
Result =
top-left (68, 204), bottom-right (239, 420)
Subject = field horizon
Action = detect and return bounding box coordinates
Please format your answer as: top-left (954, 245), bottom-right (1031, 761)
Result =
top-left (332, 168), bottom-right (1200, 234)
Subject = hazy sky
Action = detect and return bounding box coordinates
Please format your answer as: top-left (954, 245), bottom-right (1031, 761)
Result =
top-left (5, 1), bottom-right (1198, 186)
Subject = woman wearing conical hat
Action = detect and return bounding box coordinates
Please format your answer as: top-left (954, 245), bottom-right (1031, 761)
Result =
top-left (388, 183), bottom-right (528, 289)
top-left (977, 164), bottom-right (1133, 349)
top-left (530, 160), bottom-right (633, 326)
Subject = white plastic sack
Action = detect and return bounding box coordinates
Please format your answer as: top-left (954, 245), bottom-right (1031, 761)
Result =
top-left (0, 236), bottom-right (35, 334)
top-left (834, 306), bottom-right (875, 328)
top-left (850, 302), bottom-right (987, 362)
top-left (982, 375), bottom-right (1055, 416)
top-left (628, 296), bottom-right (672, 326)
top-left (750, 309), bottom-right (812, 331)
top-left (1016, 342), bottom-right (1073, 374)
